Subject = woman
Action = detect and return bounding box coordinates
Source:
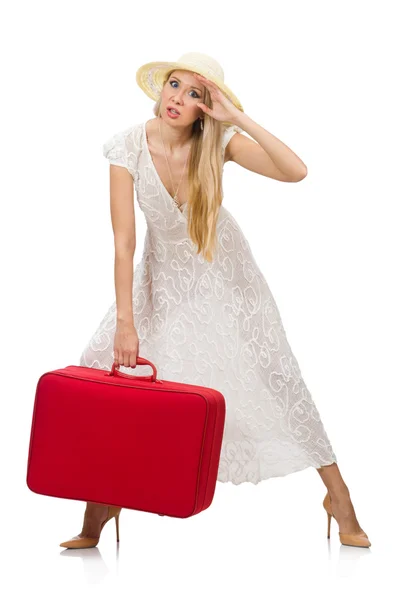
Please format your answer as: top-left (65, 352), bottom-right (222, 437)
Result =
top-left (60, 52), bottom-right (371, 549)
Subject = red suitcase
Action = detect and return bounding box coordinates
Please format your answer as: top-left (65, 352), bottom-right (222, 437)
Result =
top-left (26, 357), bottom-right (226, 518)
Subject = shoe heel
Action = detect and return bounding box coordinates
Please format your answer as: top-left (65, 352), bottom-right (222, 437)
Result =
top-left (115, 512), bottom-right (120, 542)
top-left (327, 511), bottom-right (332, 539)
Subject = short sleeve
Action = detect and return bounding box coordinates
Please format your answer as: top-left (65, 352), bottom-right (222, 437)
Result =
top-left (222, 124), bottom-right (243, 156)
top-left (102, 125), bottom-right (140, 181)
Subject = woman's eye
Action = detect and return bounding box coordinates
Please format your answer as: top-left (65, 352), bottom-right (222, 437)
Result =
top-left (169, 80), bottom-right (200, 99)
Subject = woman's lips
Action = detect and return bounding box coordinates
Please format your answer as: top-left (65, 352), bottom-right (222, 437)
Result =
top-left (166, 108), bottom-right (180, 118)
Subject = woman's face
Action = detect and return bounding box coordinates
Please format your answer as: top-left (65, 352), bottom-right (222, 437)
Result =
top-left (160, 70), bottom-right (205, 124)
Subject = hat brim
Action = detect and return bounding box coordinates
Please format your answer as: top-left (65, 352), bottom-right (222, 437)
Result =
top-left (136, 61), bottom-right (244, 114)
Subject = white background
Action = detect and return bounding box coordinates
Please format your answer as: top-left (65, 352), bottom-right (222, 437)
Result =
top-left (1, 0), bottom-right (396, 598)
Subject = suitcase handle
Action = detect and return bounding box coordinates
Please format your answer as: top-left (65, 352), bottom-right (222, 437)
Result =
top-left (107, 356), bottom-right (159, 383)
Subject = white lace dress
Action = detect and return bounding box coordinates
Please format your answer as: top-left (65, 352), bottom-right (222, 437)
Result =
top-left (79, 119), bottom-right (338, 485)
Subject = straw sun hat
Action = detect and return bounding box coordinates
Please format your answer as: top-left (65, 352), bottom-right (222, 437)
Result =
top-left (135, 51), bottom-right (244, 126)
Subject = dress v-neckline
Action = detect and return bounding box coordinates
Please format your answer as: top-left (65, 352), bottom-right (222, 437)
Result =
top-left (142, 119), bottom-right (188, 216)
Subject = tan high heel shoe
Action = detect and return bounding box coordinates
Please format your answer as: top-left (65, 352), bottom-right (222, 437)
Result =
top-left (59, 505), bottom-right (122, 549)
top-left (323, 492), bottom-right (371, 548)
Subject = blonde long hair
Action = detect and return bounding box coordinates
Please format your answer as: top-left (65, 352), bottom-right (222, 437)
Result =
top-left (153, 69), bottom-right (226, 263)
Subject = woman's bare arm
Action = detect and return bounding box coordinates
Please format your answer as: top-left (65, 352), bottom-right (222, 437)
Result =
top-left (226, 112), bottom-right (308, 182)
top-left (109, 165), bottom-right (136, 325)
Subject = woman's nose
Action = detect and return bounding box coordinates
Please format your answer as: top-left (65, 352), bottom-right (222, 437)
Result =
top-left (172, 90), bottom-right (184, 104)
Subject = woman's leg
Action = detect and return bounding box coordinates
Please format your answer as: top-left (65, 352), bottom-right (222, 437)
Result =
top-left (317, 462), bottom-right (349, 498)
top-left (79, 502), bottom-right (110, 538)
top-left (316, 462), bottom-right (366, 535)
